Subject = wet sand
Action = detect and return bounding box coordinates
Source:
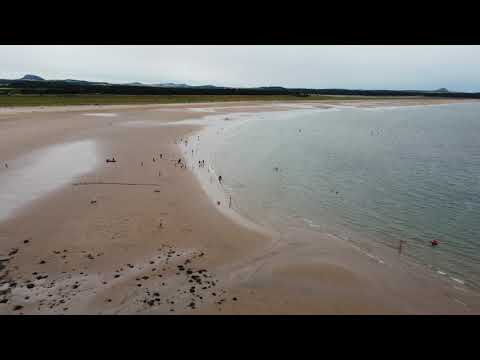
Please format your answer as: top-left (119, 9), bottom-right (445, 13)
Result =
top-left (1, 99), bottom-right (479, 314)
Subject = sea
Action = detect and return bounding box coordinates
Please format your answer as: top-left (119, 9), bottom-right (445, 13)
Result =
top-left (183, 102), bottom-right (480, 291)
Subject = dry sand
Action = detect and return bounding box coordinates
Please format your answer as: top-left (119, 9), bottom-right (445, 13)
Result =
top-left (1, 99), bottom-right (479, 314)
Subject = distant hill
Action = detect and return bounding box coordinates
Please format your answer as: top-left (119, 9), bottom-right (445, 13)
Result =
top-left (257, 86), bottom-right (287, 90)
top-left (194, 84), bottom-right (230, 89)
top-left (19, 74), bottom-right (44, 81)
top-left (123, 82), bottom-right (148, 86)
top-left (152, 83), bottom-right (190, 88)
top-left (2, 74), bottom-right (479, 99)
top-left (64, 79), bottom-right (96, 85)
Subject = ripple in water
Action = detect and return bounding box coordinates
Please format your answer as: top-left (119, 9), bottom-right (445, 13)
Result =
top-left (207, 103), bottom-right (480, 290)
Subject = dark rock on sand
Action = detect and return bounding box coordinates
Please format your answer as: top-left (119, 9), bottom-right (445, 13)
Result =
top-left (13, 305), bottom-right (23, 311)
top-left (8, 248), bottom-right (19, 256)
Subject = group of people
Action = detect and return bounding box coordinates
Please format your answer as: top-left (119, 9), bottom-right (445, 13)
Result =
top-left (176, 158), bottom-right (186, 169)
top-left (198, 160), bottom-right (206, 168)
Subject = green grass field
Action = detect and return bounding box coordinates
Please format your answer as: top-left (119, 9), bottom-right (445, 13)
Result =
top-left (0, 94), bottom-right (428, 107)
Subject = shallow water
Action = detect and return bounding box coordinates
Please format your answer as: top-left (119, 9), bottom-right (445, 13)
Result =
top-left (196, 103), bottom-right (480, 290)
top-left (0, 140), bottom-right (99, 221)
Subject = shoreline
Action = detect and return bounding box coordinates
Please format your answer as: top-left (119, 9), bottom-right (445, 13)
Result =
top-left (1, 96), bottom-right (477, 114)
top-left (1, 99), bottom-right (480, 314)
top-left (175, 103), bottom-right (480, 298)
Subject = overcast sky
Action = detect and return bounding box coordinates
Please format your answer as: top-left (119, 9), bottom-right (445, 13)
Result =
top-left (1, 45), bottom-right (479, 91)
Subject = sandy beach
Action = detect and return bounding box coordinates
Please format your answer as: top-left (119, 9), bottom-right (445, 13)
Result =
top-left (1, 98), bottom-right (480, 314)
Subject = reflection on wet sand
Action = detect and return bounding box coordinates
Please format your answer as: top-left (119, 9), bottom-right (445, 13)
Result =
top-left (0, 140), bottom-right (98, 221)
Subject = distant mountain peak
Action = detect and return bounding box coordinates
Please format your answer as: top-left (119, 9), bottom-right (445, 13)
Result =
top-left (19, 74), bottom-right (44, 81)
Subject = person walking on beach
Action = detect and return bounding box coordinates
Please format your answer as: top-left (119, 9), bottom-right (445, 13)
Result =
top-left (398, 240), bottom-right (406, 255)
top-left (218, 175), bottom-right (222, 184)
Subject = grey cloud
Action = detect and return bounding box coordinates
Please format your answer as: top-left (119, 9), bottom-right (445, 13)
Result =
top-left (1, 45), bottom-right (479, 91)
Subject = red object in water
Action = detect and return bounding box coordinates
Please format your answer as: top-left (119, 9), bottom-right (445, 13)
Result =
top-left (431, 239), bottom-right (439, 246)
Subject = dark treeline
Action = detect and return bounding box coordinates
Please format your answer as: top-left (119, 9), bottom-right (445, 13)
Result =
top-left (1, 80), bottom-right (480, 99)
